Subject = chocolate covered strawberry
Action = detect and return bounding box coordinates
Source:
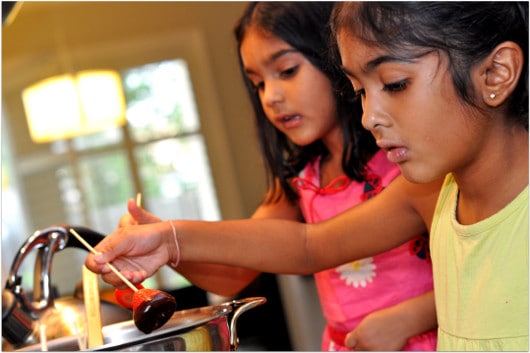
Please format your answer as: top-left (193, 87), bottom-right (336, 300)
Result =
top-left (132, 288), bottom-right (176, 334)
top-left (115, 284), bottom-right (144, 309)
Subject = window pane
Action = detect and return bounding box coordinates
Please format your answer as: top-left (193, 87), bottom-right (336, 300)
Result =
top-left (56, 165), bottom-right (87, 226)
top-left (71, 127), bottom-right (124, 151)
top-left (122, 60), bottom-right (200, 143)
top-left (135, 136), bottom-right (220, 222)
top-left (50, 121), bottom-right (124, 154)
top-left (77, 150), bottom-right (135, 233)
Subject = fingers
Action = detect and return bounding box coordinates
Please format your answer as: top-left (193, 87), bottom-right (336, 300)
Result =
top-left (119, 213), bottom-right (136, 227)
top-left (101, 268), bottom-right (147, 288)
top-left (86, 218), bottom-right (168, 290)
top-left (118, 199), bottom-right (147, 227)
top-left (127, 199), bottom-right (161, 224)
top-left (90, 228), bottom-right (132, 265)
top-left (86, 243), bottom-right (149, 288)
top-left (85, 252), bottom-right (107, 274)
top-left (118, 199), bottom-right (141, 227)
top-left (345, 332), bottom-right (357, 350)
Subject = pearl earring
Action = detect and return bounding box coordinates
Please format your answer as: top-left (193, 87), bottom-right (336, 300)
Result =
top-left (489, 93), bottom-right (496, 99)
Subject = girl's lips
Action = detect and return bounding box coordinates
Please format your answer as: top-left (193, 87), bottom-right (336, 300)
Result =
top-left (385, 146), bottom-right (408, 164)
top-left (278, 114), bottom-right (302, 129)
top-left (376, 140), bottom-right (409, 164)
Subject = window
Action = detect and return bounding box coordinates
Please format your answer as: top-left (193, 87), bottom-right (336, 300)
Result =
top-left (2, 59), bottom-right (222, 294)
top-left (50, 59), bottom-right (221, 291)
top-left (56, 59), bottom-right (220, 230)
top-left (2, 29), bottom-right (241, 297)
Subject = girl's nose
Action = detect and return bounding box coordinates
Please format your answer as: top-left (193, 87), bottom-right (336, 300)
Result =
top-left (361, 97), bottom-right (387, 132)
top-left (262, 81), bottom-right (283, 107)
top-left (361, 109), bottom-right (377, 132)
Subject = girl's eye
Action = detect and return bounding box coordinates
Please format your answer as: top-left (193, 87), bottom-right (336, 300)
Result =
top-left (247, 64), bottom-right (299, 92)
top-left (383, 80), bottom-right (408, 92)
top-left (279, 65), bottom-right (299, 78)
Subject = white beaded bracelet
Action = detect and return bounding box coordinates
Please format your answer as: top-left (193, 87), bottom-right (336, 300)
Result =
top-left (168, 220), bottom-right (180, 268)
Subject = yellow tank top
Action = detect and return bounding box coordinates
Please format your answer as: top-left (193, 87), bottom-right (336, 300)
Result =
top-left (430, 174), bottom-right (528, 351)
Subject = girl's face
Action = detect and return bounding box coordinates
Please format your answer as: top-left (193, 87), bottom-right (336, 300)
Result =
top-left (240, 26), bottom-right (341, 148)
top-left (337, 29), bottom-right (485, 183)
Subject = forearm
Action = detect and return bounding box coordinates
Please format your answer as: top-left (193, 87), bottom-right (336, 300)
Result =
top-left (175, 219), bottom-right (318, 274)
top-left (391, 290), bottom-right (437, 337)
top-left (174, 217), bottom-right (413, 274)
top-left (347, 290), bottom-right (437, 350)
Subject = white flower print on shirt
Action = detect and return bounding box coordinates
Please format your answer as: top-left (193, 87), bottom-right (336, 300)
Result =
top-left (336, 257), bottom-right (377, 288)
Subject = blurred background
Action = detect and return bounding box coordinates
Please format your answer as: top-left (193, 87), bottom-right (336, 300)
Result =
top-left (2, 2), bottom-right (325, 350)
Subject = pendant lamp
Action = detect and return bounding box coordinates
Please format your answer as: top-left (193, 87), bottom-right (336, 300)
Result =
top-left (22, 70), bottom-right (126, 143)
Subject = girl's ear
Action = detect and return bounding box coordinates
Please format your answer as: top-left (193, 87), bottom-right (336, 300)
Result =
top-left (477, 41), bottom-right (524, 107)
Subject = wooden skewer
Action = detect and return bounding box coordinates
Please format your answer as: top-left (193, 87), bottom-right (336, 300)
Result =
top-left (136, 192), bottom-right (142, 207)
top-left (39, 323), bottom-right (48, 351)
top-left (82, 265), bottom-right (103, 348)
top-left (69, 228), bottom-right (138, 292)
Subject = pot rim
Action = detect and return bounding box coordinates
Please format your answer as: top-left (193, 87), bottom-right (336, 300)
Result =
top-left (89, 303), bottom-right (233, 351)
top-left (15, 297), bottom-right (266, 352)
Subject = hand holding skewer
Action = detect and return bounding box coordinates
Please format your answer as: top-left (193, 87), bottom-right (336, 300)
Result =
top-left (69, 228), bottom-right (176, 334)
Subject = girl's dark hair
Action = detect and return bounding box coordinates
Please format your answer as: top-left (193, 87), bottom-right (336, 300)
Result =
top-left (331, 2), bottom-right (529, 130)
top-left (234, 2), bottom-right (378, 203)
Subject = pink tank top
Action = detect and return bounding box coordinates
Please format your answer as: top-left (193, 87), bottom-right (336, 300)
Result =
top-left (294, 150), bottom-right (437, 351)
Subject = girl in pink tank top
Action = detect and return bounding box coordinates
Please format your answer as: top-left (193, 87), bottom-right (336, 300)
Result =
top-left (196, 2), bottom-right (439, 350)
top-left (295, 151), bottom-right (437, 350)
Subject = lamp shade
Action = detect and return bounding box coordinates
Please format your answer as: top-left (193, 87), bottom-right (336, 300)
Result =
top-left (22, 70), bottom-right (126, 143)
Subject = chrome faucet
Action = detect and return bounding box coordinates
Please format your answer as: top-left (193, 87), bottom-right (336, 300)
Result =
top-left (2, 225), bottom-right (105, 348)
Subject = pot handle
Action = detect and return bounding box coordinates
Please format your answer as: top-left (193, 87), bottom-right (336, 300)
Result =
top-left (223, 297), bottom-right (267, 351)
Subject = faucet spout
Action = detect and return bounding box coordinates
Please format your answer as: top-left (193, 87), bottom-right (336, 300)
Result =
top-left (2, 224), bottom-right (107, 348)
top-left (6, 226), bottom-right (69, 316)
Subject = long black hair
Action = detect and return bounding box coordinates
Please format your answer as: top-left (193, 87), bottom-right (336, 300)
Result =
top-left (234, 2), bottom-right (378, 203)
top-left (331, 2), bottom-right (528, 130)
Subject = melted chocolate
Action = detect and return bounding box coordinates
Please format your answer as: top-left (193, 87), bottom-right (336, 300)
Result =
top-left (133, 291), bottom-right (176, 334)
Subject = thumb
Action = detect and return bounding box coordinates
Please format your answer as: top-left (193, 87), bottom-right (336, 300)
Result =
top-left (345, 332), bottom-right (357, 350)
top-left (127, 199), bottom-right (161, 224)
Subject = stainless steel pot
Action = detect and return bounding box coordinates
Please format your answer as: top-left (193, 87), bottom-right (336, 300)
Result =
top-left (2, 225), bottom-right (267, 351)
top-left (17, 297), bottom-right (267, 351)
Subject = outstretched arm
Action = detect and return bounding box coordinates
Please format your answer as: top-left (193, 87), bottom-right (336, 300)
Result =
top-left (86, 176), bottom-right (441, 284)
top-left (173, 176), bottom-right (439, 272)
